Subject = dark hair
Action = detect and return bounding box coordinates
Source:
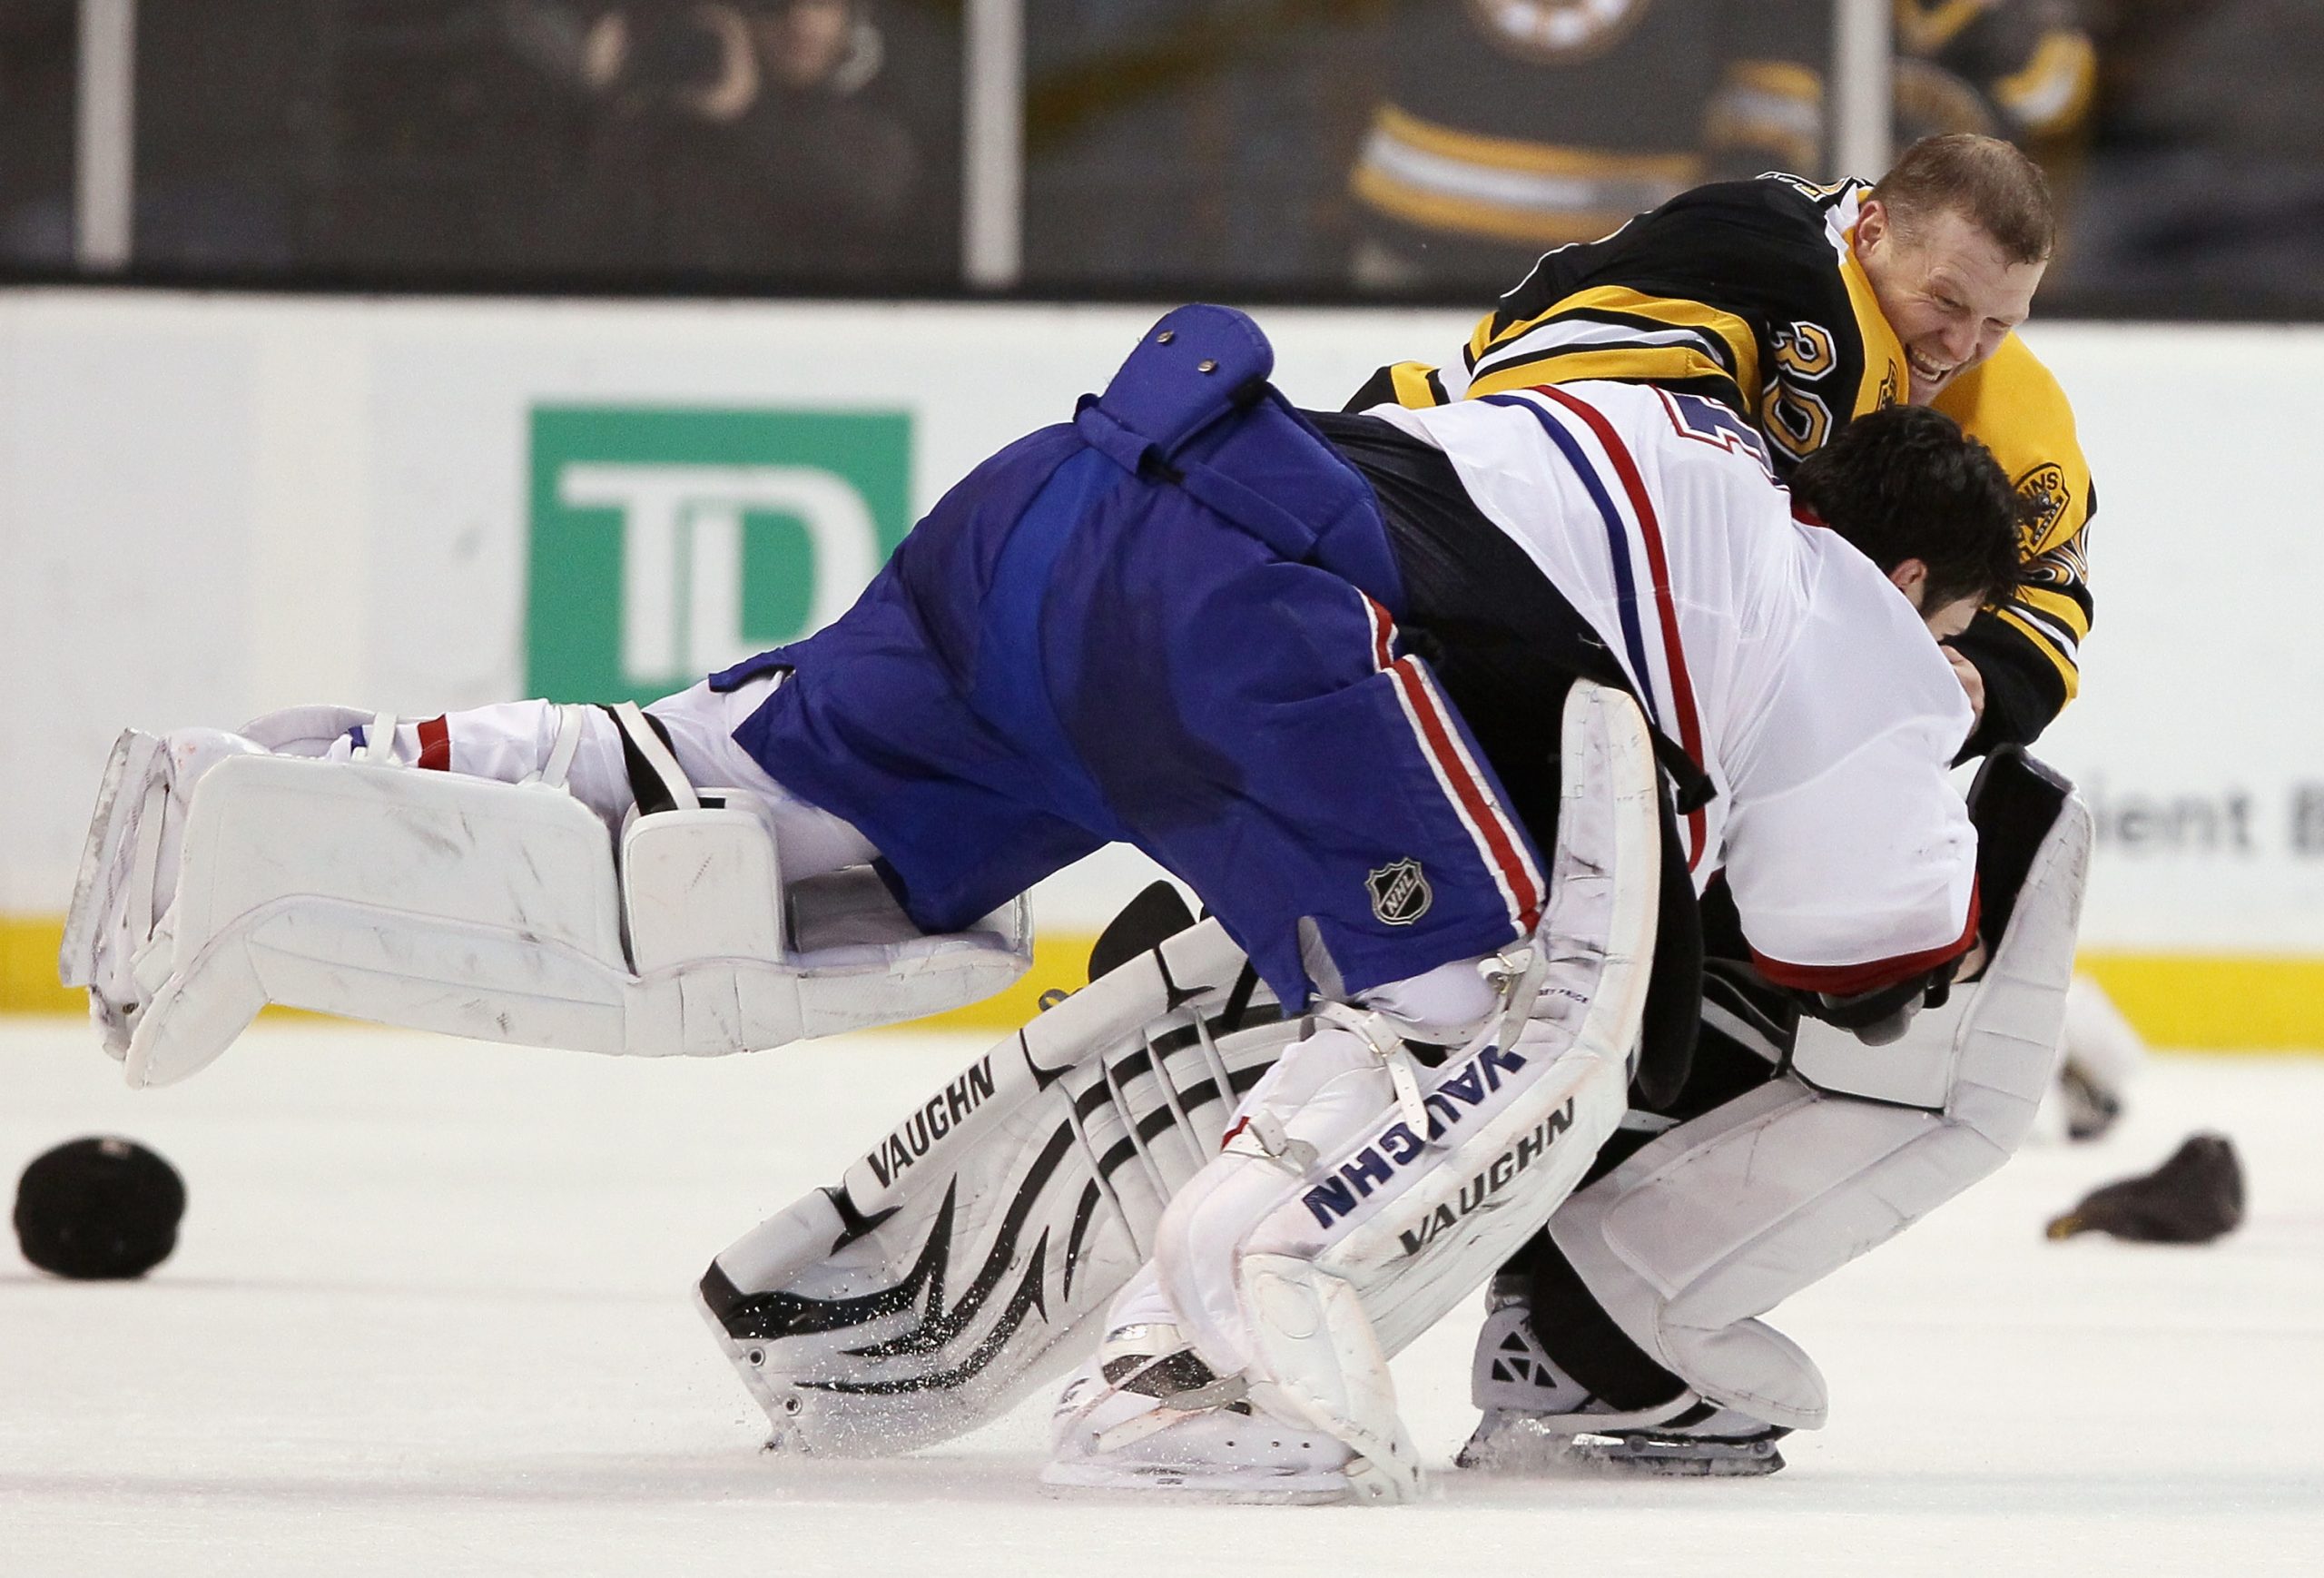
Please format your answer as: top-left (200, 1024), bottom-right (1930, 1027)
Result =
top-left (1789, 405), bottom-right (2026, 612)
top-left (1869, 133), bottom-right (2055, 265)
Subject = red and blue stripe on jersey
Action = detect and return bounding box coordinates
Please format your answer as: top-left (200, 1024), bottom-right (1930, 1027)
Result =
top-left (1479, 385), bottom-right (1709, 871)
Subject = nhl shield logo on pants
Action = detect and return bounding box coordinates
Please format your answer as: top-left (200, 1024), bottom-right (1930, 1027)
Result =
top-left (1367, 858), bottom-right (1433, 925)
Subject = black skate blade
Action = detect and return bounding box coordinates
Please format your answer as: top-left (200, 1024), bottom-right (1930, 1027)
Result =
top-left (1568, 1429), bottom-right (1787, 1478)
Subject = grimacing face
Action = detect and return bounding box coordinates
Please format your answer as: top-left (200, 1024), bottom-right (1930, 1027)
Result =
top-left (1853, 200), bottom-right (2046, 404)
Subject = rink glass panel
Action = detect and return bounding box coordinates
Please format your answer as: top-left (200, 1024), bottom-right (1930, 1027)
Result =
top-left (74, 0), bottom-right (967, 291)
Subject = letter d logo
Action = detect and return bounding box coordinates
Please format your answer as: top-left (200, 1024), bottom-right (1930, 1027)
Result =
top-left (527, 407), bottom-right (911, 704)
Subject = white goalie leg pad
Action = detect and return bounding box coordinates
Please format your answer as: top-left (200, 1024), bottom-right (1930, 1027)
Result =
top-left (1546, 773), bottom-right (2093, 1430)
top-left (1143, 679), bottom-right (1660, 1498)
top-left (79, 742), bottom-right (1028, 1088)
top-left (61, 705), bottom-right (613, 1063)
top-left (60, 728), bottom-right (269, 1058)
top-left (698, 917), bottom-right (1299, 1456)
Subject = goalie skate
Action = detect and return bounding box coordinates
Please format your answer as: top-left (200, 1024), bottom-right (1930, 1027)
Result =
top-left (1462, 1412), bottom-right (1787, 1477)
top-left (1038, 1320), bottom-right (1364, 1504)
top-left (1455, 1280), bottom-right (1787, 1475)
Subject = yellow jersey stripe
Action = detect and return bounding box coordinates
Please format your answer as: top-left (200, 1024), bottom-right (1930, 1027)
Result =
top-left (2018, 584), bottom-right (2093, 643)
top-left (1993, 31), bottom-right (2097, 136)
top-left (1466, 345), bottom-right (1741, 400)
top-left (1897, 0), bottom-right (1998, 54)
top-left (1836, 237), bottom-right (1906, 416)
top-left (1996, 607), bottom-right (2082, 698)
top-left (1721, 60), bottom-right (1822, 104)
top-left (1386, 361), bottom-right (1449, 410)
top-left (1373, 104), bottom-right (1702, 182)
top-left (1354, 164), bottom-right (1645, 251)
top-left (1475, 287), bottom-right (1762, 398)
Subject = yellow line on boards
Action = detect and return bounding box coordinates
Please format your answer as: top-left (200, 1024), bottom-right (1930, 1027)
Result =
top-left (1, 917), bottom-right (80, 1016)
top-left (6, 915), bottom-right (2321, 1051)
top-left (0, 914), bottom-right (1099, 1034)
top-left (2073, 952), bottom-right (2324, 1055)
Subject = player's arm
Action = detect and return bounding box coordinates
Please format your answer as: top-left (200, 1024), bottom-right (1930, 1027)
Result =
top-left (1348, 180), bottom-right (1868, 451)
top-left (1719, 636), bottom-right (1984, 1036)
top-left (1345, 184), bottom-right (1789, 417)
top-left (1349, 185), bottom-right (1808, 420)
top-left (1952, 501), bottom-right (2093, 754)
top-left (1724, 741), bottom-right (1982, 1035)
top-left (1932, 333), bottom-right (2095, 754)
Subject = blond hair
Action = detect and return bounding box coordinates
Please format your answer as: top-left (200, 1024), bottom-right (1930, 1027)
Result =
top-left (1870, 133), bottom-right (2056, 264)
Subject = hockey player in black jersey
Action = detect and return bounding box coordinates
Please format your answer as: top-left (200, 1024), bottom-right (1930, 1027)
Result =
top-left (1356, 133), bottom-right (2088, 757)
top-left (1351, 133), bottom-right (2104, 1477)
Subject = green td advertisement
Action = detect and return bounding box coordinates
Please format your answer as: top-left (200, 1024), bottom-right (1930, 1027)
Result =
top-left (527, 406), bottom-right (912, 704)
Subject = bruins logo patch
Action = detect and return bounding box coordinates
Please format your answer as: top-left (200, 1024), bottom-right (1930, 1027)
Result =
top-left (1463, 0), bottom-right (1651, 64)
top-left (2014, 462), bottom-right (2071, 551)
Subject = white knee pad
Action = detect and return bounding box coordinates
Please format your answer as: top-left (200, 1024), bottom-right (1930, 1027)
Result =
top-left (1547, 757), bottom-right (2093, 1429)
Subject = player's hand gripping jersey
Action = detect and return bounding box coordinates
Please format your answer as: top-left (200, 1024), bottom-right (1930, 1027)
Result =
top-left (1354, 173), bottom-right (2093, 754)
top-left (1362, 380), bottom-right (1981, 991)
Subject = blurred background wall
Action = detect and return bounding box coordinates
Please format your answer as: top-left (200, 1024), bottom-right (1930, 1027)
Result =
top-left (4, 2), bottom-right (2319, 1041)
top-left (18, 2), bottom-right (2320, 307)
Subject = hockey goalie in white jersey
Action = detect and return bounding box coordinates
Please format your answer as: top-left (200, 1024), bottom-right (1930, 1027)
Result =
top-left (59, 306), bottom-right (2085, 1503)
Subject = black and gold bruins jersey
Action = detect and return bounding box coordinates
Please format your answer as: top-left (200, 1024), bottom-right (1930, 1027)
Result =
top-left (1349, 171), bottom-right (2093, 751)
top-left (1895, 0), bottom-right (2097, 149)
top-left (1345, 2), bottom-right (2091, 288)
top-left (1349, 0), bottom-right (1829, 271)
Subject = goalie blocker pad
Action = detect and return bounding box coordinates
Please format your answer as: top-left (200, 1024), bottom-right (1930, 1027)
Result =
top-left (70, 732), bottom-right (1029, 1088)
top-left (1541, 748), bottom-right (2092, 1430)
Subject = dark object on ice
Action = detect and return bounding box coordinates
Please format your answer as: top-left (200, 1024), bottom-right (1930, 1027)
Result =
top-left (2046, 1132), bottom-right (2245, 1245)
top-left (13, 1136), bottom-right (186, 1279)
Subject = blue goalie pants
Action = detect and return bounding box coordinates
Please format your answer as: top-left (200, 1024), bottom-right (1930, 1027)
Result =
top-left (713, 309), bottom-right (1546, 1008)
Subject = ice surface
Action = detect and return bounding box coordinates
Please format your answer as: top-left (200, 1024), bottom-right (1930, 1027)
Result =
top-left (3, 1021), bottom-right (2319, 1576)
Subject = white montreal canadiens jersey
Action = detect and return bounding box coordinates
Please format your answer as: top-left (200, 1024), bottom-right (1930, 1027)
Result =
top-left (1365, 380), bottom-right (1979, 990)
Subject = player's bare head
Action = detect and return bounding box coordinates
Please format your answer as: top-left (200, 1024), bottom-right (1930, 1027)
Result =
top-left (1857, 135), bottom-right (2053, 403)
top-left (1788, 405), bottom-right (2024, 632)
top-left (1872, 134), bottom-right (2056, 266)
